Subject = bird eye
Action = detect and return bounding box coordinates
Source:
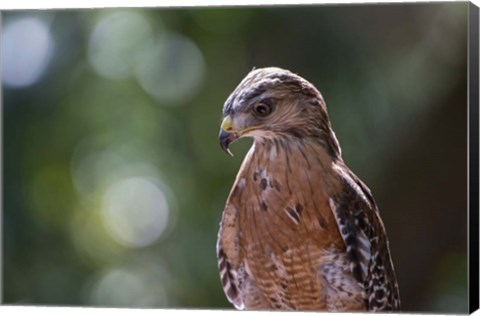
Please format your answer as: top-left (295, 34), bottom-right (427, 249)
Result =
top-left (253, 102), bottom-right (272, 117)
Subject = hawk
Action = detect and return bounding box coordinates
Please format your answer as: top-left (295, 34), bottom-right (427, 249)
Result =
top-left (216, 67), bottom-right (400, 311)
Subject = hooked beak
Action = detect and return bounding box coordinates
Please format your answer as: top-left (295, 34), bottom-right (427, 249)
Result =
top-left (219, 115), bottom-right (238, 157)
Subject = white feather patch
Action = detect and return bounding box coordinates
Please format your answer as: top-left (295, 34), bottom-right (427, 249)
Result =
top-left (237, 178), bottom-right (246, 188)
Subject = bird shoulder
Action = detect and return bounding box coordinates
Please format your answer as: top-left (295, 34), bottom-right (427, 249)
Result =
top-left (329, 163), bottom-right (401, 311)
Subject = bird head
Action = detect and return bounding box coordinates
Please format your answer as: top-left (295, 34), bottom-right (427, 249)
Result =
top-left (219, 67), bottom-right (340, 157)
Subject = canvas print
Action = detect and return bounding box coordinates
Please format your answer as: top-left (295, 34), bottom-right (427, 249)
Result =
top-left (1, 2), bottom-right (476, 313)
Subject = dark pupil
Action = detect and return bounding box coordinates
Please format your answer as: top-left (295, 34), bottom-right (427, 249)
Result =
top-left (256, 104), bottom-right (269, 115)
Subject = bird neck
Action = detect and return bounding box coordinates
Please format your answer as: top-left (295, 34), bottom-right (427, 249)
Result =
top-left (230, 135), bottom-right (345, 204)
top-left (251, 135), bottom-right (341, 176)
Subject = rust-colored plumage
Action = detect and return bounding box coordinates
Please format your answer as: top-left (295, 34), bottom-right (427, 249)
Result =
top-left (216, 67), bottom-right (400, 311)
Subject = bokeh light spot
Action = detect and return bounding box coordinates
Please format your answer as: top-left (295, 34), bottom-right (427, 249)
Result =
top-left (2, 17), bottom-right (54, 87)
top-left (90, 268), bottom-right (167, 307)
top-left (71, 141), bottom-right (129, 200)
top-left (70, 206), bottom-right (126, 266)
top-left (88, 11), bottom-right (153, 80)
top-left (101, 177), bottom-right (170, 248)
top-left (135, 32), bottom-right (206, 104)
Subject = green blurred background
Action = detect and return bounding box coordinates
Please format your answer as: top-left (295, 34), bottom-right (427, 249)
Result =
top-left (2, 3), bottom-right (469, 312)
